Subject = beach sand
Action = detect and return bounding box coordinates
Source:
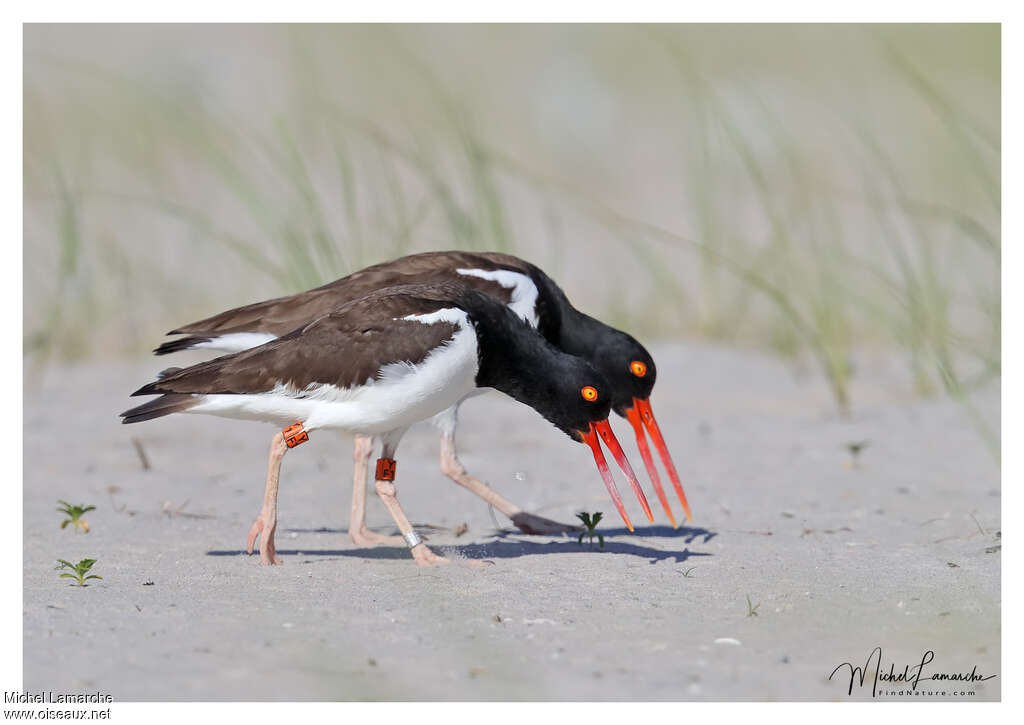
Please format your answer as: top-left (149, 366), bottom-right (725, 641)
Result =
top-left (23, 343), bottom-right (1000, 700)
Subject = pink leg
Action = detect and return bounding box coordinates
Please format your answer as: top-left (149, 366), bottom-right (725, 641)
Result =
top-left (439, 431), bottom-right (581, 535)
top-left (374, 476), bottom-right (449, 567)
top-left (348, 434), bottom-right (403, 547)
top-left (364, 435), bottom-right (447, 566)
top-left (246, 431), bottom-right (287, 565)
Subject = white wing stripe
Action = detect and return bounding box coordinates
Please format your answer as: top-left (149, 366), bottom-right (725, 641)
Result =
top-left (455, 268), bottom-right (540, 327)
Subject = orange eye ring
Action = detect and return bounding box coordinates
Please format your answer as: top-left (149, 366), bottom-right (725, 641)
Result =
top-left (630, 361), bottom-right (647, 378)
top-left (581, 386), bottom-right (599, 402)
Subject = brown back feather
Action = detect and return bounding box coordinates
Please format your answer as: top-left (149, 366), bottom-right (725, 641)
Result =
top-left (168, 251), bottom-right (528, 337)
top-left (143, 285), bottom-right (469, 396)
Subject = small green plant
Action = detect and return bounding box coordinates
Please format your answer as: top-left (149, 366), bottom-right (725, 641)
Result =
top-left (844, 441), bottom-right (870, 469)
top-left (746, 594), bottom-right (760, 617)
top-left (576, 511), bottom-right (604, 548)
top-left (57, 501), bottom-right (96, 533)
top-left (56, 558), bottom-right (102, 587)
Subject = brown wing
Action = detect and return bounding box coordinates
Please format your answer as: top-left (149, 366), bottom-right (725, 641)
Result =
top-left (168, 251), bottom-right (527, 337)
top-left (139, 288), bottom-right (463, 396)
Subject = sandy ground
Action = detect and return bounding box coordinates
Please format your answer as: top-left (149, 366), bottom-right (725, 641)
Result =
top-left (23, 344), bottom-right (1000, 701)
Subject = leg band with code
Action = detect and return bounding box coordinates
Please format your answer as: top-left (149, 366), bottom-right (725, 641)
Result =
top-left (376, 458), bottom-right (397, 481)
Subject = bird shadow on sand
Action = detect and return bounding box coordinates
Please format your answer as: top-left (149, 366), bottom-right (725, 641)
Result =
top-left (207, 525), bottom-right (716, 565)
top-left (283, 524), bottom-right (453, 535)
top-left (284, 524), bottom-right (716, 544)
top-left (591, 525), bottom-right (717, 544)
top-left (442, 539), bottom-right (711, 564)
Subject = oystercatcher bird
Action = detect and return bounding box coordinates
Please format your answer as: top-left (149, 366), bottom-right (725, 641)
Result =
top-left (155, 251), bottom-right (691, 541)
top-left (123, 282), bottom-right (650, 565)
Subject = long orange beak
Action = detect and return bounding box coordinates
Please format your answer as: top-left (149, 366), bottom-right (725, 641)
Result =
top-left (625, 404), bottom-right (678, 528)
top-left (627, 397), bottom-right (693, 523)
top-left (580, 419), bottom-right (654, 531)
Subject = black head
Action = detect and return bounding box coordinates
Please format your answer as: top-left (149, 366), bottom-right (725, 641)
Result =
top-left (588, 329), bottom-right (656, 417)
top-left (463, 287), bottom-right (614, 440)
top-left (551, 306), bottom-right (695, 524)
top-left (555, 313), bottom-right (656, 417)
top-left (534, 354), bottom-right (615, 441)
top-left (463, 284), bottom-right (655, 531)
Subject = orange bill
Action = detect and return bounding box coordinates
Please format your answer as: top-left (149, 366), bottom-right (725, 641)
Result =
top-left (631, 397), bottom-right (693, 523)
top-left (581, 419), bottom-right (654, 531)
top-left (625, 405), bottom-right (678, 528)
top-left (580, 424), bottom-right (632, 532)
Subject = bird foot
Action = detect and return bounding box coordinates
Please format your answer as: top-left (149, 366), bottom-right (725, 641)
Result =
top-left (510, 511), bottom-right (584, 535)
top-left (410, 543), bottom-right (449, 567)
top-left (464, 558), bottom-right (494, 568)
top-left (246, 514), bottom-right (282, 565)
top-left (349, 527), bottom-right (405, 547)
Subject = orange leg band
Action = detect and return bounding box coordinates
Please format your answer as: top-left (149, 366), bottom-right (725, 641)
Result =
top-left (376, 458), bottom-right (397, 481)
top-left (282, 423), bottom-right (309, 448)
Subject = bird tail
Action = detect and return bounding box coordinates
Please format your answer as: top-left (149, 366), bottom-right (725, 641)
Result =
top-left (120, 394), bottom-right (199, 424)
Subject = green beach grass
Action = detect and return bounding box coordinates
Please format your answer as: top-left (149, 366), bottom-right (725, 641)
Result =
top-left (23, 24), bottom-right (999, 452)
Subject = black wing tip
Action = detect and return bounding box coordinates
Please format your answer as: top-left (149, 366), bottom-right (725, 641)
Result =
top-left (130, 381), bottom-right (162, 397)
top-left (120, 410), bottom-right (161, 424)
top-left (153, 336), bottom-right (212, 356)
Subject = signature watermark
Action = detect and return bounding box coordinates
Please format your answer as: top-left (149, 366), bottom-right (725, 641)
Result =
top-left (829, 647), bottom-right (997, 698)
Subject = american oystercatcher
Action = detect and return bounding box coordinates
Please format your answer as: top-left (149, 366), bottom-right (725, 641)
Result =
top-left (123, 282), bottom-right (650, 565)
top-left (155, 251), bottom-right (691, 540)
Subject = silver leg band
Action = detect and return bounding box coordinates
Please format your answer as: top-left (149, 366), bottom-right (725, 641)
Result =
top-left (404, 530), bottom-right (423, 549)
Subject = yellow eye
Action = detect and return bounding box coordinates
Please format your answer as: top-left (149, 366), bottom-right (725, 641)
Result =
top-left (630, 361), bottom-right (647, 377)
top-left (581, 386), bottom-right (598, 402)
